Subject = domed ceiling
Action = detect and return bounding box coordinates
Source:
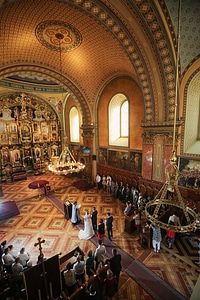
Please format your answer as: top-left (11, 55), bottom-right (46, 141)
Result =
top-left (0, 0), bottom-right (199, 123)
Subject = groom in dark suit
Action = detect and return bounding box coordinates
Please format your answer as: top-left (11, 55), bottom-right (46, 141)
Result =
top-left (109, 248), bottom-right (122, 289)
top-left (106, 212), bottom-right (113, 241)
top-left (91, 207), bottom-right (98, 232)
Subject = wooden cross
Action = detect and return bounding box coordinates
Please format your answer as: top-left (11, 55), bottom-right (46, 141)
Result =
top-left (34, 238), bottom-right (50, 299)
top-left (34, 237), bottom-right (45, 260)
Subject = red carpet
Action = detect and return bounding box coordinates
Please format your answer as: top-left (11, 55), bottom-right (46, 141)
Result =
top-left (126, 260), bottom-right (187, 300)
top-left (72, 180), bottom-right (94, 191)
top-left (0, 201), bottom-right (20, 221)
top-left (46, 194), bottom-right (65, 214)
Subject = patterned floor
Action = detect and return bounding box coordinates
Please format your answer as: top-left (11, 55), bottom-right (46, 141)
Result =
top-left (0, 173), bottom-right (199, 299)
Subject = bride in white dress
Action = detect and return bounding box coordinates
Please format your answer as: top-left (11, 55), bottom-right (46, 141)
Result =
top-left (78, 211), bottom-right (95, 240)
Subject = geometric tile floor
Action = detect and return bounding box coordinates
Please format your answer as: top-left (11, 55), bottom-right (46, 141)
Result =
top-left (0, 173), bottom-right (199, 299)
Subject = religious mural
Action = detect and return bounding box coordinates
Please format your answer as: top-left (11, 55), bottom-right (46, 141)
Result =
top-left (105, 149), bottom-right (142, 173)
top-left (178, 157), bottom-right (200, 188)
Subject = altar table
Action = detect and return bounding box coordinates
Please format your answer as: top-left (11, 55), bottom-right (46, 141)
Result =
top-left (28, 180), bottom-right (49, 189)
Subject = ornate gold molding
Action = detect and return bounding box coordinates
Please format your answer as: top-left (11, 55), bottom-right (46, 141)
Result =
top-left (142, 121), bottom-right (182, 144)
top-left (80, 124), bottom-right (94, 140)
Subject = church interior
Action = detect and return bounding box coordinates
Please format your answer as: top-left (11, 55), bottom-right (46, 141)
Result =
top-left (0, 0), bottom-right (200, 299)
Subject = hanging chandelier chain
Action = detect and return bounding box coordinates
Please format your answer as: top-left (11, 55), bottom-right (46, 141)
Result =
top-left (144, 0), bottom-right (197, 233)
top-left (173, 0), bottom-right (181, 153)
top-left (47, 33), bottom-right (85, 176)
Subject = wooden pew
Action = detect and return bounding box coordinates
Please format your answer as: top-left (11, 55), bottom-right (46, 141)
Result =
top-left (60, 246), bottom-right (84, 271)
top-left (61, 264), bottom-right (109, 300)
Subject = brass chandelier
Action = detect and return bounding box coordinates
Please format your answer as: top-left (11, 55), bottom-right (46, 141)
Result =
top-left (48, 32), bottom-right (85, 176)
top-left (145, 151), bottom-right (197, 232)
top-left (144, 0), bottom-right (197, 233)
top-left (48, 143), bottom-right (85, 175)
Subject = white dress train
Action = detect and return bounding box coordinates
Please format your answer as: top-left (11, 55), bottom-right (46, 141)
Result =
top-left (78, 213), bottom-right (95, 240)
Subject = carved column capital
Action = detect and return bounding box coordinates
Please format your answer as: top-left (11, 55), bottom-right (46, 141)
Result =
top-left (80, 124), bottom-right (94, 140)
top-left (142, 121), bottom-right (182, 145)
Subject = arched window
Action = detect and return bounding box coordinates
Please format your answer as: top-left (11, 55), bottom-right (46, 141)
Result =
top-left (198, 100), bottom-right (200, 140)
top-left (121, 100), bottom-right (128, 136)
top-left (69, 106), bottom-right (80, 143)
top-left (109, 93), bottom-right (129, 146)
top-left (184, 73), bottom-right (200, 153)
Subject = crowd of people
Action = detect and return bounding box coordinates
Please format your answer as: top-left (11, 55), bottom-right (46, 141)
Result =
top-left (62, 241), bottom-right (122, 299)
top-left (1, 173), bottom-right (199, 298)
top-left (0, 241), bottom-right (32, 298)
top-left (96, 173), bottom-right (144, 204)
top-left (178, 173), bottom-right (200, 189)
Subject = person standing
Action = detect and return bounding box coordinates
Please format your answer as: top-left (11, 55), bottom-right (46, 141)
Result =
top-left (109, 248), bottom-right (122, 289)
top-left (124, 201), bottom-right (132, 216)
top-left (12, 257), bottom-right (24, 297)
top-left (95, 174), bottom-right (101, 190)
top-left (18, 247), bottom-right (31, 268)
top-left (86, 250), bottom-right (95, 279)
top-left (102, 175), bottom-right (107, 191)
top-left (63, 262), bottom-right (77, 296)
top-left (106, 212), bottom-right (113, 241)
top-left (97, 219), bottom-right (105, 243)
top-left (78, 211), bottom-right (94, 240)
top-left (165, 221), bottom-right (176, 249)
top-left (0, 240), bottom-right (7, 266)
top-left (132, 209), bottom-right (141, 232)
top-left (103, 269), bottom-right (117, 300)
top-left (106, 177), bottom-right (112, 194)
top-left (71, 201), bottom-right (81, 225)
top-left (168, 211), bottom-right (181, 226)
top-left (150, 223), bottom-right (162, 253)
top-left (94, 240), bottom-right (106, 270)
top-left (8, 244), bottom-right (18, 260)
top-left (2, 247), bottom-right (14, 266)
top-left (91, 207), bottom-right (98, 232)
top-left (73, 255), bottom-right (85, 284)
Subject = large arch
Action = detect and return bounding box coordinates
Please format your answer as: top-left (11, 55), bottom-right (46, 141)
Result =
top-left (0, 66), bottom-right (92, 126)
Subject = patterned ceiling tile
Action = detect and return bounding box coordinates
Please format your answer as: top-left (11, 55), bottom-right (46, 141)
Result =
top-left (0, 0), bottom-right (135, 103)
top-left (36, 20), bottom-right (82, 51)
top-left (165, 0), bottom-right (200, 73)
top-left (0, 0), bottom-right (199, 124)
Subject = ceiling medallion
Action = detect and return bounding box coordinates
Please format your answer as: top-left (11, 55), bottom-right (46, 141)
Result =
top-left (36, 21), bottom-right (82, 52)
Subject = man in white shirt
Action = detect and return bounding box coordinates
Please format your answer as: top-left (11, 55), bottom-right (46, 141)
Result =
top-left (94, 239), bottom-right (106, 269)
top-left (12, 257), bottom-right (23, 281)
top-left (73, 255), bottom-right (85, 283)
top-left (168, 212), bottom-right (181, 226)
top-left (18, 247), bottom-right (31, 268)
top-left (2, 247), bottom-right (14, 265)
top-left (8, 244), bottom-right (18, 259)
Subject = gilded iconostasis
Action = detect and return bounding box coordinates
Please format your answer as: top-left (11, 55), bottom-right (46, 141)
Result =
top-left (0, 92), bottom-right (61, 182)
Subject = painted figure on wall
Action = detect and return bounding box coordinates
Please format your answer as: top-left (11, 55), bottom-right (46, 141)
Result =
top-left (21, 125), bottom-right (31, 141)
top-left (14, 151), bottom-right (19, 161)
top-left (0, 123), bottom-right (5, 132)
top-left (57, 100), bottom-right (62, 114)
top-left (3, 151), bottom-right (10, 164)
